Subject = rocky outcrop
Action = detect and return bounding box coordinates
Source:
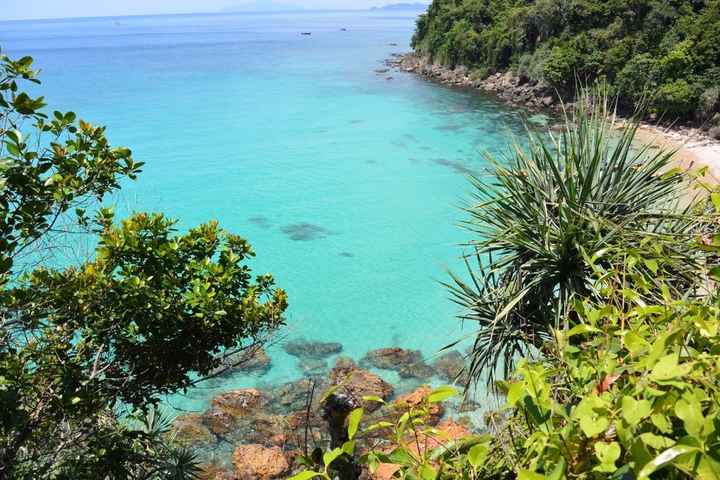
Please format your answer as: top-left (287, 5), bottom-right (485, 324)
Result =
top-left (212, 389), bottom-right (265, 415)
top-left (361, 347), bottom-right (435, 380)
top-left (171, 413), bottom-right (217, 448)
top-left (232, 444), bottom-right (289, 480)
top-left (329, 357), bottom-right (394, 412)
top-left (386, 53), bottom-right (558, 111)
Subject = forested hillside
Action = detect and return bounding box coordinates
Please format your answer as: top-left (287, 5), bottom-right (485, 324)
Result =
top-left (412, 0), bottom-right (720, 122)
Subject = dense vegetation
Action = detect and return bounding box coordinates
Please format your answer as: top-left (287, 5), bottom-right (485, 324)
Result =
top-left (0, 51), bottom-right (287, 478)
top-left (295, 94), bottom-right (720, 479)
top-left (411, 0), bottom-right (720, 123)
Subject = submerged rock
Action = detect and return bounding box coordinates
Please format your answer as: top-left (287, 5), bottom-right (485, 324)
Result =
top-left (267, 377), bottom-right (328, 414)
top-left (171, 413), bottom-right (217, 448)
top-left (361, 347), bottom-right (422, 370)
top-left (298, 358), bottom-right (328, 376)
top-left (211, 348), bottom-right (271, 377)
top-left (199, 462), bottom-right (237, 480)
top-left (432, 350), bottom-right (467, 384)
top-left (282, 338), bottom-right (343, 360)
top-left (202, 389), bottom-right (266, 438)
top-left (329, 358), bottom-right (393, 412)
top-left (233, 444), bottom-right (289, 480)
top-left (361, 347), bottom-right (435, 380)
top-left (398, 361), bottom-right (436, 380)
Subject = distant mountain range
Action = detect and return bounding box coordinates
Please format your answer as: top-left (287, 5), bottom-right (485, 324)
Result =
top-left (222, 1), bottom-right (304, 12)
top-left (371, 3), bottom-right (430, 11)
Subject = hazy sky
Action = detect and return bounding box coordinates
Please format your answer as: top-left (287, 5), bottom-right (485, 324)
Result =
top-left (2, 0), bottom-right (403, 21)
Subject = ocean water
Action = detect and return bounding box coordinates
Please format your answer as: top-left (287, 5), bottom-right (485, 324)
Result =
top-left (1, 11), bottom-right (532, 412)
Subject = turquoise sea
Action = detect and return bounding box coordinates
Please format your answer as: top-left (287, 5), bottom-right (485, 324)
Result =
top-left (1, 11), bottom-right (532, 413)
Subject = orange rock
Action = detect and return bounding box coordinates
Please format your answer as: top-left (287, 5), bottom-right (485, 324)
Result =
top-left (371, 463), bottom-right (401, 480)
top-left (393, 386), bottom-right (444, 422)
top-left (233, 444), bottom-right (289, 480)
top-left (368, 419), bottom-right (471, 479)
top-left (329, 360), bottom-right (393, 412)
top-left (199, 462), bottom-right (237, 480)
top-left (212, 389), bottom-right (264, 415)
top-left (269, 434), bottom-right (286, 446)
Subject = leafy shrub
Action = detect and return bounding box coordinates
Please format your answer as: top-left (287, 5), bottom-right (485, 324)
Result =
top-left (0, 51), bottom-right (287, 478)
top-left (446, 91), bottom-right (709, 382)
top-left (700, 86), bottom-right (720, 121)
top-left (653, 79), bottom-right (700, 117)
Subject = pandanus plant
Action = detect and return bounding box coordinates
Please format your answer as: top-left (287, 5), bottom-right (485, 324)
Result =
top-left (447, 89), bottom-right (716, 386)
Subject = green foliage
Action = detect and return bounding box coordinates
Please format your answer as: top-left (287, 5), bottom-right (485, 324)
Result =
top-left (446, 90), bottom-right (711, 383)
top-left (0, 51), bottom-right (287, 478)
top-left (481, 243), bottom-right (720, 479)
top-left (413, 0), bottom-right (720, 120)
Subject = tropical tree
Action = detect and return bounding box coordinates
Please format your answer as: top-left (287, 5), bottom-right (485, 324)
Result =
top-left (447, 92), bottom-right (716, 384)
top-left (0, 50), bottom-right (288, 478)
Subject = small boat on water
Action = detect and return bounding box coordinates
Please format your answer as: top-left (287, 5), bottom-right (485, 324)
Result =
top-left (300, 32), bottom-right (312, 36)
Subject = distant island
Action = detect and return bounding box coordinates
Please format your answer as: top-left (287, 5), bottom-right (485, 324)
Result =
top-left (371, 3), bottom-right (429, 11)
top-left (222, 0), bottom-right (304, 12)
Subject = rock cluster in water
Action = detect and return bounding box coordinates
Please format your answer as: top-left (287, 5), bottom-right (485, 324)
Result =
top-left (172, 343), bottom-right (475, 479)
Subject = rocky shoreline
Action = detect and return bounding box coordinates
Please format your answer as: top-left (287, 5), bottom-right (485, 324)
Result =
top-left (386, 52), bottom-right (560, 111)
top-left (173, 342), bottom-right (474, 479)
top-left (386, 52), bottom-right (720, 183)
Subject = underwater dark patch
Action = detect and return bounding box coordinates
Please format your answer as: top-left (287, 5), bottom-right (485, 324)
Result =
top-left (281, 223), bottom-right (335, 241)
top-left (248, 216), bottom-right (271, 229)
top-left (432, 158), bottom-right (475, 175)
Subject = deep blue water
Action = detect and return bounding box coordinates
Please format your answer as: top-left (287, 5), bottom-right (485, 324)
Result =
top-left (1, 11), bottom-right (533, 412)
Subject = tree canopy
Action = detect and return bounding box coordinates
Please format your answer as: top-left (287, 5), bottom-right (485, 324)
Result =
top-left (0, 50), bottom-right (287, 478)
top-left (412, 0), bottom-right (720, 122)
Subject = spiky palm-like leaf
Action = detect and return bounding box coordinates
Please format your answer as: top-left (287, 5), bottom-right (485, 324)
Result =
top-left (449, 91), bottom-right (712, 386)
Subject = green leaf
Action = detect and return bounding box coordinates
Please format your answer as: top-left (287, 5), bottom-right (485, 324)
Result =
top-left (638, 444), bottom-right (701, 480)
top-left (467, 443), bottom-right (489, 468)
top-left (419, 464), bottom-right (436, 480)
top-left (644, 258), bottom-right (659, 274)
top-left (517, 470), bottom-right (544, 480)
top-left (649, 353), bottom-right (690, 381)
top-left (594, 441), bottom-right (621, 473)
top-left (546, 458), bottom-right (566, 480)
top-left (621, 396), bottom-right (653, 426)
top-left (675, 397), bottom-right (705, 438)
top-left (709, 266), bottom-right (720, 283)
top-left (323, 447), bottom-right (343, 467)
top-left (651, 414), bottom-right (673, 434)
top-left (639, 433), bottom-right (675, 450)
top-left (388, 447), bottom-right (414, 465)
top-left (624, 331), bottom-right (650, 355)
top-left (347, 408), bottom-right (363, 440)
top-left (361, 395), bottom-right (385, 404)
top-left (341, 440), bottom-right (355, 456)
top-left (288, 471), bottom-right (322, 480)
top-left (711, 192), bottom-right (720, 212)
top-left (506, 381), bottom-right (525, 406)
top-left (427, 385), bottom-right (457, 403)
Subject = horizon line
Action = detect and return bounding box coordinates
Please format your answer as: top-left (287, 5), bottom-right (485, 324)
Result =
top-left (0, 5), bottom-right (428, 23)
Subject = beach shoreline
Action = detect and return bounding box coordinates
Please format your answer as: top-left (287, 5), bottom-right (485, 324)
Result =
top-left (388, 52), bottom-right (720, 183)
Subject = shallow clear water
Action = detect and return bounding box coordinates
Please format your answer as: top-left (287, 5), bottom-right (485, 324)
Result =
top-left (1, 11), bottom-right (530, 412)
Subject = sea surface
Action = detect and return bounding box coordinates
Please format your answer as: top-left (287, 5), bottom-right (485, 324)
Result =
top-left (1, 11), bottom-right (534, 413)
